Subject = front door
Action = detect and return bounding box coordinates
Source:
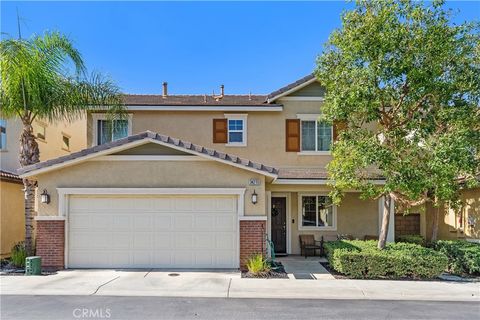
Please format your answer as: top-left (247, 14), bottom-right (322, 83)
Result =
top-left (271, 197), bottom-right (287, 254)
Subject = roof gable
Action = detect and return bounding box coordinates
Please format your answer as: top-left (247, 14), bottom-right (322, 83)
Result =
top-left (267, 74), bottom-right (319, 102)
top-left (18, 131), bottom-right (278, 178)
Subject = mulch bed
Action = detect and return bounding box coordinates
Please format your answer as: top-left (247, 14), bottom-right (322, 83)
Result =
top-left (319, 262), bottom-right (349, 279)
top-left (242, 262), bottom-right (288, 279)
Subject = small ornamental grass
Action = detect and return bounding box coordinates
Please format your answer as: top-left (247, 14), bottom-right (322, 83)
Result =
top-left (10, 242), bottom-right (27, 268)
top-left (246, 254), bottom-right (271, 276)
top-left (433, 240), bottom-right (480, 275)
top-left (324, 240), bottom-right (447, 279)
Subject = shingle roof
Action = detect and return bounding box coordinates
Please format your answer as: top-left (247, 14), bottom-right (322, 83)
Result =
top-left (122, 94), bottom-right (273, 106)
top-left (0, 169), bottom-right (22, 183)
top-left (18, 131), bottom-right (279, 177)
top-left (267, 73), bottom-right (316, 101)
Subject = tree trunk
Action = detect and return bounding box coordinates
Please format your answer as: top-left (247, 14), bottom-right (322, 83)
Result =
top-left (431, 205), bottom-right (440, 242)
top-left (19, 123), bottom-right (40, 256)
top-left (378, 194), bottom-right (392, 250)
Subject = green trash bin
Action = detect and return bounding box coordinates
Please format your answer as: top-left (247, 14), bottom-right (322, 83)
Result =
top-left (25, 256), bottom-right (42, 275)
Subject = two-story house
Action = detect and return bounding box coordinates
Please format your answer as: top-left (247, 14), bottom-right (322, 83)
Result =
top-left (0, 117), bottom-right (86, 257)
top-left (17, 74), bottom-right (478, 270)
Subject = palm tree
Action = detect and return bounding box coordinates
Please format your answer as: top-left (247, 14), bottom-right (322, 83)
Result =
top-left (0, 31), bottom-right (124, 255)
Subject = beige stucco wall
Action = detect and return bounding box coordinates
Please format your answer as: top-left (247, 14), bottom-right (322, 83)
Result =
top-left (88, 100), bottom-right (334, 168)
top-left (266, 184), bottom-right (379, 254)
top-left (425, 187), bottom-right (480, 240)
top-left (1, 117), bottom-right (87, 173)
top-left (0, 181), bottom-right (25, 257)
top-left (33, 160), bottom-right (267, 217)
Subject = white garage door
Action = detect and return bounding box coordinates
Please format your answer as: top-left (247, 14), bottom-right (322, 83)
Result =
top-left (67, 195), bottom-right (238, 268)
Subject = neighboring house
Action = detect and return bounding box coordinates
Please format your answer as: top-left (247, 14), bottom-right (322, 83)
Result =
top-left (16, 74), bottom-right (479, 270)
top-left (0, 117), bottom-right (86, 257)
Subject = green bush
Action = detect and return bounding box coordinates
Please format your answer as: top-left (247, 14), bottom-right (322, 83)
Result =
top-left (396, 234), bottom-right (425, 246)
top-left (246, 254), bottom-right (270, 275)
top-left (10, 242), bottom-right (27, 268)
top-left (324, 240), bottom-right (447, 279)
top-left (433, 240), bottom-right (480, 275)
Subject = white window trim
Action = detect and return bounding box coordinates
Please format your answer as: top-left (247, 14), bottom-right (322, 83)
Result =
top-left (296, 114), bottom-right (332, 155)
top-left (224, 114), bottom-right (247, 147)
top-left (35, 121), bottom-right (47, 143)
top-left (92, 113), bottom-right (133, 146)
top-left (298, 193), bottom-right (337, 231)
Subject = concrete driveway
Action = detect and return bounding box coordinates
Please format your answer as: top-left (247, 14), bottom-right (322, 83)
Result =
top-left (1, 269), bottom-right (479, 301)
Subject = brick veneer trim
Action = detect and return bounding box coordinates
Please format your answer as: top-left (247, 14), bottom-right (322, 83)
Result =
top-left (239, 220), bottom-right (266, 270)
top-left (36, 220), bottom-right (64, 269)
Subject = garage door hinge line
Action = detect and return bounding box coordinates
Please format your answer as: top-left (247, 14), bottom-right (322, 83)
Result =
top-left (90, 276), bottom-right (121, 296)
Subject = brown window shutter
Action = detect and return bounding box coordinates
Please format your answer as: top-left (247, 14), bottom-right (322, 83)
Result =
top-left (285, 119), bottom-right (300, 152)
top-left (333, 121), bottom-right (347, 141)
top-left (213, 118), bottom-right (228, 143)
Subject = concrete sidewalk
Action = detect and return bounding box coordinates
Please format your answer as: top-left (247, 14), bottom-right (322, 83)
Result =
top-left (1, 270), bottom-right (479, 301)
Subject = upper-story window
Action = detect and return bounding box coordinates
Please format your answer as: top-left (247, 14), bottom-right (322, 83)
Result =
top-left (297, 114), bottom-right (332, 154)
top-left (92, 114), bottom-right (132, 146)
top-left (0, 119), bottom-right (6, 150)
top-left (35, 121), bottom-right (47, 142)
top-left (225, 114), bottom-right (247, 147)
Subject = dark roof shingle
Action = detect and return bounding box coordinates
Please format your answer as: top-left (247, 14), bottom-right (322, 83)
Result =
top-left (122, 94), bottom-right (272, 106)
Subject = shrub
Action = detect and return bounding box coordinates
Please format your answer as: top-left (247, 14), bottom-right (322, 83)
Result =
top-left (433, 240), bottom-right (480, 275)
top-left (324, 240), bottom-right (447, 279)
top-left (10, 242), bottom-right (27, 268)
top-left (246, 254), bottom-right (270, 275)
top-left (396, 234), bottom-right (425, 246)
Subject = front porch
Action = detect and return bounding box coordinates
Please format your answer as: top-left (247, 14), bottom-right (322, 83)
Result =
top-left (266, 190), bottom-right (396, 255)
top-left (276, 255), bottom-right (335, 280)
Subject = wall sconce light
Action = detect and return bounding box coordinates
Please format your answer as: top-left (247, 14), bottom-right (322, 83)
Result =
top-left (251, 190), bottom-right (258, 205)
top-left (40, 189), bottom-right (50, 204)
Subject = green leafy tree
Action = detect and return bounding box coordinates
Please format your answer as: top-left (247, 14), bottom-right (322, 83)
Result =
top-left (316, 0), bottom-right (480, 248)
top-left (0, 31), bottom-right (124, 255)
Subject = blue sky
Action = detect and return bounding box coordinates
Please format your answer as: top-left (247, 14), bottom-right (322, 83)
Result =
top-left (1, 1), bottom-right (479, 95)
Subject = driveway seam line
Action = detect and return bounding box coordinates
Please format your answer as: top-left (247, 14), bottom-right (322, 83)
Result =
top-left (144, 268), bottom-right (153, 278)
top-left (90, 276), bottom-right (120, 296)
top-left (227, 278), bottom-right (232, 298)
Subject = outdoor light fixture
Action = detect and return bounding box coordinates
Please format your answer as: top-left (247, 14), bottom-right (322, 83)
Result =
top-left (40, 189), bottom-right (50, 204)
top-left (251, 190), bottom-right (258, 205)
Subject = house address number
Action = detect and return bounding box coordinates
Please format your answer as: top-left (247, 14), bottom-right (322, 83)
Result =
top-left (249, 178), bottom-right (261, 186)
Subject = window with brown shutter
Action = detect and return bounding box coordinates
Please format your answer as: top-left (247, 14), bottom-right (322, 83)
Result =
top-left (285, 119), bottom-right (300, 152)
top-left (213, 118), bottom-right (228, 143)
top-left (332, 121), bottom-right (347, 141)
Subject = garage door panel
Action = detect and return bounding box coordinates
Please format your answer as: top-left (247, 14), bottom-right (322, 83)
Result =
top-left (112, 216), bottom-right (132, 230)
top-left (173, 214), bottom-right (194, 230)
top-left (154, 215), bottom-right (173, 230)
top-left (68, 195), bottom-right (238, 269)
top-left (153, 233), bottom-right (173, 249)
top-left (133, 215), bottom-right (153, 230)
top-left (216, 233), bottom-right (236, 250)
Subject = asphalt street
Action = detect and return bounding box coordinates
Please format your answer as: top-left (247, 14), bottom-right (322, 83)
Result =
top-left (1, 295), bottom-right (479, 320)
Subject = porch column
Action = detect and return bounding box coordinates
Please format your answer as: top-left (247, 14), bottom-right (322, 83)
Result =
top-left (378, 196), bottom-right (395, 242)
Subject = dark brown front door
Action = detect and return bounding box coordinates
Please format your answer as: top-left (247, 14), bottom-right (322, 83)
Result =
top-left (271, 197), bottom-right (287, 254)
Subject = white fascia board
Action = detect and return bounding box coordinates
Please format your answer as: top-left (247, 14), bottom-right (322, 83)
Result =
top-left (279, 97), bottom-right (325, 102)
top-left (125, 105), bottom-right (283, 112)
top-left (272, 179), bottom-right (386, 185)
top-left (267, 78), bottom-right (318, 103)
